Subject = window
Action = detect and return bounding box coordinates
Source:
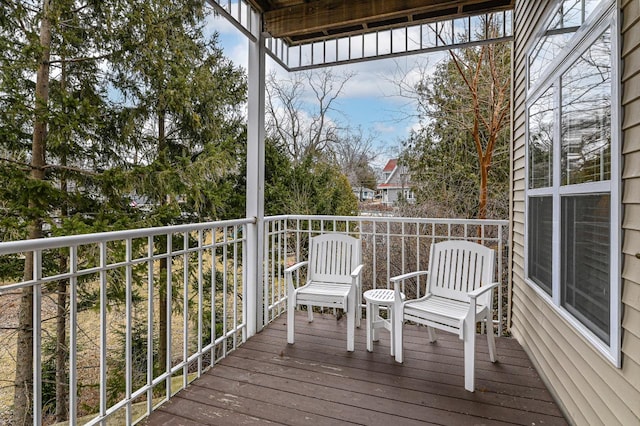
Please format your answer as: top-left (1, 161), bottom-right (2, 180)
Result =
top-left (403, 189), bottom-right (415, 200)
top-left (560, 30), bottom-right (611, 186)
top-left (528, 88), bottom-right (554, 189)
top-left (528, 196), bottom-right (553, 295)
top-left (525, 0), bottom-right (619, 364)
top-left (562, 194), bottom-right (610, 343)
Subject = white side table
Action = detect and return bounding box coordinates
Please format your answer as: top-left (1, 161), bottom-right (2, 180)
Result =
top-left (363, 289), bottom-right (405, 356)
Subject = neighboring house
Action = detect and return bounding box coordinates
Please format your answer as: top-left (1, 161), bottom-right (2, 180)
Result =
top-left (376, 159), bottom-right (415, 206)
top-left (510, 1), bottom-right (639, 424)
top-left (352, 186), bottom-right (375, 201)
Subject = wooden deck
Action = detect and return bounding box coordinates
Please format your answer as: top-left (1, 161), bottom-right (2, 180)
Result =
top-left (146, 311), bottom-right (567, 425)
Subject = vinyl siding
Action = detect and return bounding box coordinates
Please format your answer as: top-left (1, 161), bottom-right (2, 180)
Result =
top-left (510, 0), bottom-right (640, 425)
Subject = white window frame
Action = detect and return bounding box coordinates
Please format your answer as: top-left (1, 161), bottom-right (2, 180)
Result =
top-left (524, 0), bottom-right (621, 367)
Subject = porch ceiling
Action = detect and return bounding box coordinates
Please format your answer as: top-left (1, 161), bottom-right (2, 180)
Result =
top-left (248, 0), bottom-right (514, 45)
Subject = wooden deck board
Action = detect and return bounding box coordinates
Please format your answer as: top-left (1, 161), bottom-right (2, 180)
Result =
top-left (146, 311), bottom-right (567, 426)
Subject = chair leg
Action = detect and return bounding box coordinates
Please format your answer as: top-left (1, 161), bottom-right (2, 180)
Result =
top-left (394, 305), bottom-right (404, 363)
top-left (486, 321), bottom-right (497, 363)
top-left (347, 302), bottom-right (355, 352)
top-left (389, 305), bottom-right (395, 357)
top-left (307, 305), bottom-right (313, 322)
top-left (427, 326), bottom-right (437, 343)
top-left (357, 287), bottom-right (362, 328)
top-left (287, 294), bottom-right (295, 344)
top-left (463, 319), bottom-right (476, 392)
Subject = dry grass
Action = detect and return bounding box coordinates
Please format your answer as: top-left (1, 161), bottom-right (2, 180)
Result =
top-left (0, 282), bottom-right (236, 424)
top-left (0, 292), bottom-right (21, 420)
top-left (0, 289), bottom-right (105, 423)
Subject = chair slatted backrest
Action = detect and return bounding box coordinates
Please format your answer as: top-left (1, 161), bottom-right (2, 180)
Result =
top-left (427, 241), bottom-right (495, 304)
top-left (309, 234), bottom-right (361, 284)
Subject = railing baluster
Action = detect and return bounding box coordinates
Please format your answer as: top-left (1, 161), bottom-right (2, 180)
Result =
top-left (241, 224), bottom-right (248, 343)
top-left (401, 222), bottom-right (406, 280)
top-left (183, 233), bottom-right (189, 390)
top-left (416, 223), bottom-right (420, 274)
top-left (211, 227), bottom-right (217, 361)
top-left (146, 236), bottom-right (154, 416)
top-left (125, 238), bottom-right (133, 424)
top-left (386, 221), bottom-right (391, 289)
top-left (165, 233), bottom-right (172, 399)
top-left (498, 223), bottom-right (504, 335)
top-left (99, 242), bottom-right (107, 424)
top-left (223, 227), bottom-right (228, 356)
top-left (284, 218), bottom-right (290, 307)
top-left (276, 221), bottom-right (282, 315)
top-left (69, 246), bottom-right (78, 425)
top-left (198, 229), bottom-right (204, 375)
top-left (33, 250), bottom-right (42, 426)
top-left (233, 225), bottom-right (239, 347)
top-left (372, 221), bottom-right (377, 289)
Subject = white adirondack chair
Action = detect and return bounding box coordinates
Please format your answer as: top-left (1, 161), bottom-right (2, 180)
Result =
top-left (286, 233), bottom-right (363, 351)
top-left (392, 240), bottom-right (498, 392)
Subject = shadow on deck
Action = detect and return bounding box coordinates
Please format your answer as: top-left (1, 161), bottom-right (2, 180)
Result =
top-left (146, 311), bottom-right (566, 425)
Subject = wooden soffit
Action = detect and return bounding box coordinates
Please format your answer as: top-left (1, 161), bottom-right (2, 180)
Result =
top-left (249, 0), bottom-right (514, 45)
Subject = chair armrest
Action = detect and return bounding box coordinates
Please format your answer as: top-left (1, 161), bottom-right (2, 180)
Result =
top-left (390, 270), bottom-right (429, 283)
top-left (468, 282), bottom-right (499, 300)
top-left (391, 271), bottom-right (429, 298)
top-left (284, 261), bottom-right (308, 274)
top-left (350, 264), bottom-right (364, 278)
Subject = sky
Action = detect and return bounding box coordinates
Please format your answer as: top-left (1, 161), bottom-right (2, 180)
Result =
top-left (208, 14), bottom-right (446, 167)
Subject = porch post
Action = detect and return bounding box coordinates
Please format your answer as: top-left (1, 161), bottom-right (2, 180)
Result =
top-left (246, 10), bottom-right (266, 337)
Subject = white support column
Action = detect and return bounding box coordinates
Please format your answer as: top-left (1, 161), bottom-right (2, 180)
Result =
top-left (246, 9), bottom-right (266, 337)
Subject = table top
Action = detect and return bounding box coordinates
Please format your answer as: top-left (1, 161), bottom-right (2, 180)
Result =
top-left (363, 288), bottom-right (405, 303)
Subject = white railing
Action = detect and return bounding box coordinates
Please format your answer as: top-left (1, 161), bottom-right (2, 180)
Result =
top-left (0, 218), bottom-right (252, 425)
top-left (0, 214), bottom-right (509, 425)
top-left (263, 215), bottom-right (509, 334)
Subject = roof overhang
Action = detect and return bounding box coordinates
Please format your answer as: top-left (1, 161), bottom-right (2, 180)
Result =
top-left (250, 0), bottom-right (514, 45)
top-left (209, 0), bottom-right (514, 71)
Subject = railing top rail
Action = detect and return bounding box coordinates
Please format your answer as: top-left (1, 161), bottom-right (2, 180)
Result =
top-left (0, 217), bottom-right (255, 255)
top-left (264, 214), bottom-right (508, 226)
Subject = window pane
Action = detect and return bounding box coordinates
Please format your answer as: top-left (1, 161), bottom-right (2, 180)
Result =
top-left (584, 0), bottom-right (603, 22)
top-left (529, 32), bottom-right (573, 88)
top-left (552, 0), bottom-right (604, 29)
top-left (528, 196), bottom-right (553, 295)
top-left (528, 89), bottom-right (554, 189)
top-left (561, 29), bottom-right (611, 186)
top-left (562, 194), bottom-right (610, 343)
top-left (559, 0), bottom-right (583, 28)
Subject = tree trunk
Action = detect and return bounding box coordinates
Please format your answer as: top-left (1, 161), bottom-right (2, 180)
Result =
top-left (478, 158), bottom-right (489, 220)
top-left (55, 273), bottom-right (68, 422)
top-left (14, 261), bottom-right (35, 426)
top-left (14, 2), bottom-right (51, 423)
top-left (159, 257), bottom-right (168, 375)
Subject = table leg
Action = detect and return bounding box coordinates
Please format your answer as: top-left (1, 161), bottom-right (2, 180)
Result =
top-left (366, 301), bottom-right (373, 352)
top-left (372, 303), bottom-right (380, 342)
